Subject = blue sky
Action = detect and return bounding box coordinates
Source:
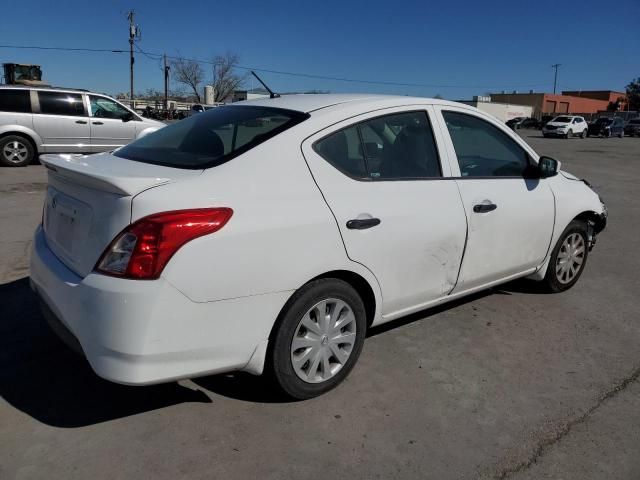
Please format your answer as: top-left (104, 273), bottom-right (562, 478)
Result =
top-left (2, 0), bottom-right (638, 99)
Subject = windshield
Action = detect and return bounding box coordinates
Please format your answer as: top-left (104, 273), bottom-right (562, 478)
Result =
top-left (595, 118), bottom-right (612, 125)
top-left (553, 116), bottom-right (572, 123)
top-left (115, 105), bottom-right (309, 169)
top-left (629, 119), bottom-right (640, 125)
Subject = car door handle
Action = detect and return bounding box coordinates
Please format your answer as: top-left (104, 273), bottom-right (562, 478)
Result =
top-left (75, 120), bottom-right (87, 124)
top-left (92, 121), bottom-right (104, 125)
top-left (473, 203), bottom-right (497, 213)
top-left (346, 218), bottom-right (381, 230)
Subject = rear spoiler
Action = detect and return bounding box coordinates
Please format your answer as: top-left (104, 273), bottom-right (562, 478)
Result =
top-left (40, 154), bottom-right (170, 196)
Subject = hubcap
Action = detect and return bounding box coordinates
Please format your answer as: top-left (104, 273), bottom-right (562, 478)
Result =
top-left (2, 141), bottom-right (28, 164)
top-left (555, 233), bottom-right (585, 284)
top-left (290, 298), bottom-right (357, 384)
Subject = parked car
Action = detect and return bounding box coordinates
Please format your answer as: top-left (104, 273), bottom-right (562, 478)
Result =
top-left (587, 117), bottom-right (625, 138)
top-left (506, 117), bottom-right (539, 130)
top-left (624, 118), bottom-right (640, 137)
top-left (542, 115), bottom-right (588, 139)
top-left (0, 85), bottom-right (164, 167)
top-left (539, 115), bottom-right (555, 129)
top-left (30, 94), bottom-right (607, 399)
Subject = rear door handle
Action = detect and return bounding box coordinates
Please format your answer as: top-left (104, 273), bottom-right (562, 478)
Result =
top-left (473, 203), bottom-right (497, 213)
top-left (92, 121), bottom-right (104, 125)
top-left (75, 120), bottom-right (87, 124)
top-left (346, 218), bottom-right (381, 230)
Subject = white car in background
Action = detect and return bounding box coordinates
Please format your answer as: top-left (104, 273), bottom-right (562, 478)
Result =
top-left (542, 115), bottom-right (588, 139)
top-left (30, 94), bottom-right (607, 399)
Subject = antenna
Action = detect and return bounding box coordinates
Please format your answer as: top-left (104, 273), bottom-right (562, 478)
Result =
top-left (251, 71), bottom-right (280, 99)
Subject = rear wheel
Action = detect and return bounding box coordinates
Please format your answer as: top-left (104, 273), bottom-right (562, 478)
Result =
top-left (269, 279), bottom-right (367, 399)
top-left (581, 129), bottom-right (587, 138)
top-left (542, 220), bottom-right (589, 293)
top-left (0, 135), bottom-right (34, 167)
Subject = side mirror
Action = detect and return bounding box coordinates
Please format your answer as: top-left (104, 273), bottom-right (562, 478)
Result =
top-left (538, 156), bottom-right (560, 178)
top-left (122, 112), bottom-right (134, 122)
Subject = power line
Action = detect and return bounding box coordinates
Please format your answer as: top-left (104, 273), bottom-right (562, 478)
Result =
top-left (0, 43), bottom-right (551, 90)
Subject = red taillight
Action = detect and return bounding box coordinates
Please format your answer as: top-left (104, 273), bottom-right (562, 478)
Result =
top-left (95, 208), bottom-right (233, 280)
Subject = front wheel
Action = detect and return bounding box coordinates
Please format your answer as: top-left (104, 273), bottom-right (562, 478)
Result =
top-left (268, 279), bottom-right (367, 399)
top-left (565, 129), bottom-right (572, 139)
top-left (542, 220), bottom-right (589, 293)
top-left (619, 130), bottom-right (624, 138)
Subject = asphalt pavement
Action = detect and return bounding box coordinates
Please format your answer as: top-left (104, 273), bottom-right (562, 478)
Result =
top-left (1, 131), bottom-right (639, 479)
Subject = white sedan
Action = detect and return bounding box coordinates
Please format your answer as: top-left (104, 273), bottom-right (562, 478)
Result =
top-left (30, 94), bottom-right (607, 399)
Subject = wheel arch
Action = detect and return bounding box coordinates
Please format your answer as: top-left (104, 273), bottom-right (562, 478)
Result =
top-left (0, 128), bottom-right (42, 154)
top-left (268, 269), bottom-right (379, 344)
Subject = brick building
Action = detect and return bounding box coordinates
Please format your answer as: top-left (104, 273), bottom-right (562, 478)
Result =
top-left (489, 90), bottom-right (627, 117)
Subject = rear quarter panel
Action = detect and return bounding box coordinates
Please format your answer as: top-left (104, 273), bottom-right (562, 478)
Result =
top-left (131, 127), bottom-right (382, 313)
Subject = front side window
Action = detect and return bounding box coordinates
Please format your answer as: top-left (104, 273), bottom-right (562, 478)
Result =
top-left (115, 106), bottom-right (308, 169)
top-left (314, 111), bottom-right (441, 180)
top-left (90, 95), bottom-right (132, 120)
top-left (0, 89), bottom-right (31, 113)
top-left (38, 91), bottom-right (85, 117)
top-left (442, 111), bottom-right (530, 178)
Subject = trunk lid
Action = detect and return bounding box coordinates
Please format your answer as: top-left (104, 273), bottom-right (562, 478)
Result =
top-left (40, 152), bottom-right (202, 277)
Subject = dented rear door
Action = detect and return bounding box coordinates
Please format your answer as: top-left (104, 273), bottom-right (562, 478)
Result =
top-left (301, 105), bottom-right (467, 316)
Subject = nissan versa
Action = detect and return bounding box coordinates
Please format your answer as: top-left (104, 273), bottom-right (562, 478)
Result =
top-left (30, 94), bottom-right (607, 399)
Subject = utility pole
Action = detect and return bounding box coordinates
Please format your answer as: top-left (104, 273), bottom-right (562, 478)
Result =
top-left (551, 63), bottom-right (561, 94)
top-left (163, 54), bottom-right (169, 111)
top-left (127, 10), bottom-right (140, 102)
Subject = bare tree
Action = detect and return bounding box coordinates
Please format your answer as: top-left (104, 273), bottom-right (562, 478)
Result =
top-left (171, 57), bottom-right (205, 102)
top-left (212, 52), bottom-right (246, 102)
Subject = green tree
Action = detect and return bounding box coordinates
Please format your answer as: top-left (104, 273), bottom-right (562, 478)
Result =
top-left (626, 77), bottom-right (640, 111)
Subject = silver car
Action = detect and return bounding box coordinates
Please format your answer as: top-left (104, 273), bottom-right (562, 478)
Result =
top-left (0, 85), bottom-right (164, 167)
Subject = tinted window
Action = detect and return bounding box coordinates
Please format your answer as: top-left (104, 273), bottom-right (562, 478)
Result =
top-left (0, 89), bottom-right (31, 113)
top-left (443, 111), bottom-right (530, 177)
top-left (554, 116), bottom-right (572, 123)
top-left (315, 111), bottom-right (441, 180)
top-left (314, 125), bottom-right (366, 177)
top-left (38, 91), bottom-right (85, 116)
top-left (115, 106), bottom-right (308, 169)
top-left (90, 95), bottom-right (132, 119)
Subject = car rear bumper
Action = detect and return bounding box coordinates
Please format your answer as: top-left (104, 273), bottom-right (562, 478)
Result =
top-left (30, 225), bottom-right (290, 385)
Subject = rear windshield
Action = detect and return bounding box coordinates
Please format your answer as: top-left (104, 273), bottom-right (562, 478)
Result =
top-left (114, 105), bottom-right (309, 169)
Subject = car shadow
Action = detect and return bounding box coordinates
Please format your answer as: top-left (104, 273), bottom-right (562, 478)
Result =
top-left (1, 276), bottom-right (553, 415)
top-left (0, 277), bottom-right (211, 428)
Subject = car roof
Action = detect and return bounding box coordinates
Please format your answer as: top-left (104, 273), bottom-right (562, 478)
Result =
top-left (236, 93), bottom-right (465, 114)
top-left (0, 85), bottom-right (90, 93)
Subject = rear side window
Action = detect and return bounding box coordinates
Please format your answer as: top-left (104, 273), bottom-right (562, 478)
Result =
top-left (0, 89), bottom-right (31, 113)
top-left (115, 106), bottom-right (309, 169)
top-left (38, 91), bottom-right (85, 116)
top-left (314, 111), bottom-right (442, 180)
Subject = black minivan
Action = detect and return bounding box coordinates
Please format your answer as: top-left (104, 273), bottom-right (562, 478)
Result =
top-left (587, 117), bottom-right (625, 138)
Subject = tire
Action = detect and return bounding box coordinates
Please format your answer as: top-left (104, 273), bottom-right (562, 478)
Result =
top-left (543, 134), bottom-right (549, 138)
top-left (268, 278), bottom-right (367, 399)
top-left (565, 129), bottom-right (572, 139)
top-left (581, 129), bottom-right (587, 138)
top-left (0, 135), bottom-right (35, 167)
top-left (542, 220), bottom-right (589, 293)
top-left (619, 130), bottom-right (624, 138)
